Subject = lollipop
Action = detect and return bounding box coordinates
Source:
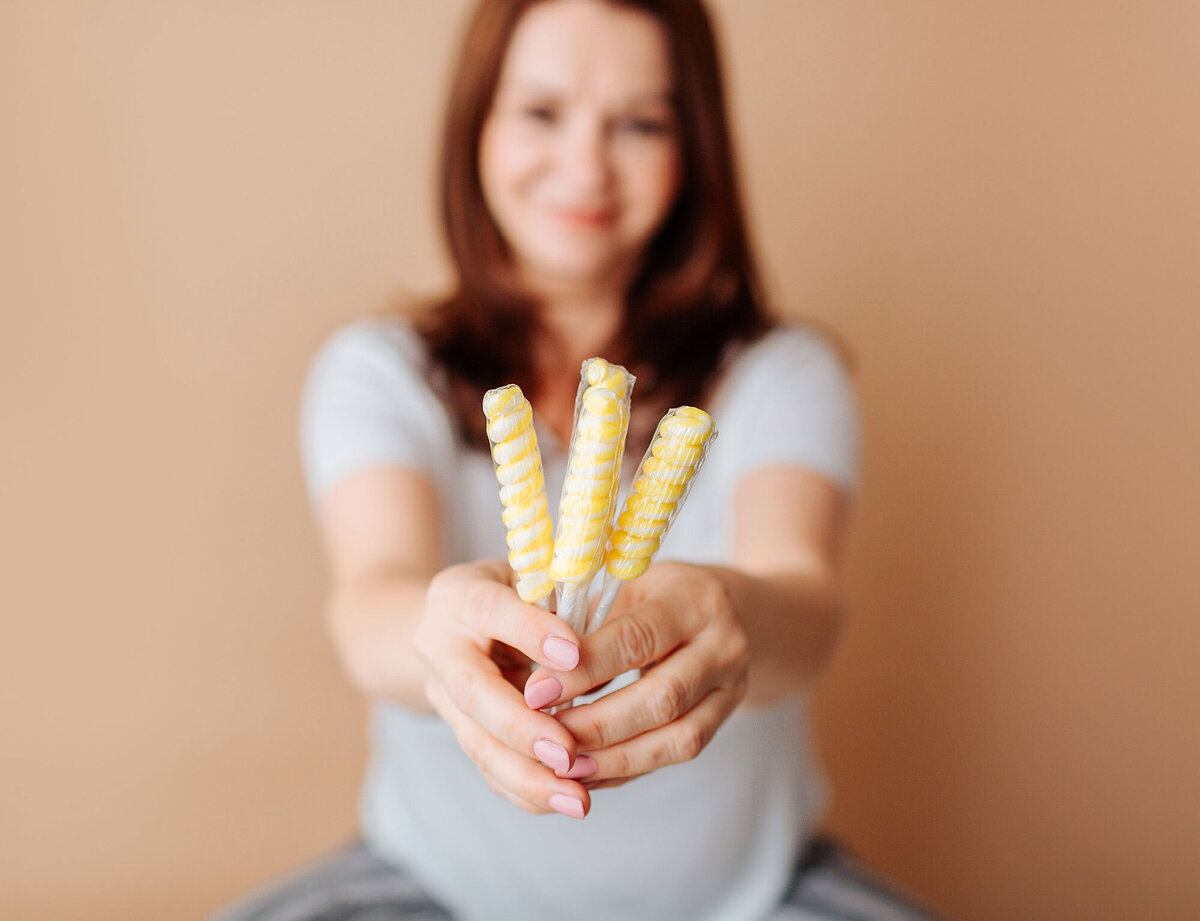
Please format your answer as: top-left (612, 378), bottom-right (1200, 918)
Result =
top-left (549, 359), bottom-right (634, 634)
top-left (579, 356), bottom-right (631, 401)
top-left (588, 406), bottom-right (717, 633)
top-left (483, 385), bottom-right (554, 608)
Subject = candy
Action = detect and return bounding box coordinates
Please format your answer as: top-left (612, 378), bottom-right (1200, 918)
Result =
top-left (550, 359), bottom-right (635, 635)
top-left (589, 406), bottom-right (717, 631)
top-left (483, 385), bottom-right (554, 606)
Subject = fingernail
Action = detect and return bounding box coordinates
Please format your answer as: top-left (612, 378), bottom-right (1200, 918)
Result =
top-left (542, 636), bottom-right (579, 670)
top-left (525, 677), bottom-right (562, 710)
top-left (548, 793), bottom-right (585, 820)
top-left (533, 738), bottom-right (571, 773)
top-left (555, 754), bottom-right (597, 780)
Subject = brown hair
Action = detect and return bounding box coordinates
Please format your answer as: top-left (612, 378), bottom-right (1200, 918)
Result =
top-left (417, 0), bottom-right (771, 447)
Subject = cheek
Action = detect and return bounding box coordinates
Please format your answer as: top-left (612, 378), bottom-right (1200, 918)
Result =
top-left (479, 128), bottom-right (519, 216)
top-left (625, 148), bottom-right (683, 223)
top-left (480, 123), bottom-right (544, 199)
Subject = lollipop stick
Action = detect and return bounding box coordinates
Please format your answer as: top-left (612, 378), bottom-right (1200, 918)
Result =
top-left (587, 576), bottom-right (622, 636)
top-left (555, 585), bottom-right (589, 637)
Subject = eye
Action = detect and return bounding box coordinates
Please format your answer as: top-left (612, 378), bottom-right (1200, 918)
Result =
top-left (521, 103), bottom-right (559, 125)
top-left (615, 116), bottom-right (674, 137)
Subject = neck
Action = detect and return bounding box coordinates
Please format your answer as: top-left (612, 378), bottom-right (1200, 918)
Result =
top-left (516, 261), bottom-right (628, 374)
top-left (522, 283), bottom-right (626, 445)
top-left (535, 293), bottom-right (623, 371)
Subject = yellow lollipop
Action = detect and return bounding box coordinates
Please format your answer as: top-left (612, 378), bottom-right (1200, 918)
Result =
top-left (483, 385), bottom-right (554, 607)
top-left (550, 385), bottom-right (629, 633)
top-left (589, 406), bottom-right (717, 632)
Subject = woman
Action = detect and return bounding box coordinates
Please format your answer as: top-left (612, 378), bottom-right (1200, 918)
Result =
top-left (216, 1), bottom-right (938, 919)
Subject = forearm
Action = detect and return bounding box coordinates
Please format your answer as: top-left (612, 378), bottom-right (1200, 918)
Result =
top-left (326, 567), bottom-right (433, 712)
top-left (704, 564), bottom-right (843, 707)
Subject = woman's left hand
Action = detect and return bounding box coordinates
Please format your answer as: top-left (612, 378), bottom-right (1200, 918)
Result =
top-left (524, 561), bottom-right (750, 789)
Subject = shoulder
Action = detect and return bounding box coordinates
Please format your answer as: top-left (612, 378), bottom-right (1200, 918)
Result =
top-left (717, 322), bottom-right (852, 405)
top-left (708, 321), bottom-right (859, 491)
top-left (299, 315), bottom-right (457, 505)
top-left (308, 314), bottom-right (432, 380)
top-left (746, 321), bottom-right (847, 365)
top-left (301, 313), bottom-right (455, 425)
top-left (301, 313), bottom-right (450, 416)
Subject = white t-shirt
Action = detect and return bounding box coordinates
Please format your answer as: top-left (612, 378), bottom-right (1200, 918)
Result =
top-left (299, 316), bottom-right (859, 921)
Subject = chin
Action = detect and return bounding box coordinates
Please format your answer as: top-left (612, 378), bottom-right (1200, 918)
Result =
top-left (522, 245), bottom-right (632, 288)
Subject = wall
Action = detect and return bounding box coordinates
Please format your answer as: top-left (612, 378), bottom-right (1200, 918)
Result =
top-left (2, 2), bottom-right (1196, 919)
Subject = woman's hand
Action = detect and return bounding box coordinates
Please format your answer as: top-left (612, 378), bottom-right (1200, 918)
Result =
top-left (412, 560), bottom-right (593, 818)
top-left (522, 561), bottom-right (750, 790)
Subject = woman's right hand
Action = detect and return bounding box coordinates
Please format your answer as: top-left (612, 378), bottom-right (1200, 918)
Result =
top-left (412, 560), bottom-right (594, 819)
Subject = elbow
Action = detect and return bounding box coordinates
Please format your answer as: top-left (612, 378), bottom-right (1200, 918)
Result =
top-left (324, 588), bottom-right (387, 700)
top-left (814, 590), bottom-right (846, 675)
top-left (801, 562), bottom-right (846, 678)
top-left (323, 581), bottom-right (433, 711)
top-left (744, 568), bottom-right (845, 708)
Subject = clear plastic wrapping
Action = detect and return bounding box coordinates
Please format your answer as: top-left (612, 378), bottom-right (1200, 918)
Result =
top-left (481, 364), bottom-right (718, 649)
top-left (549, 358), bottom-right (635, 635)
top-left (588, 405), bottom-right (717, 633)
top-left (482, 384), bottom-right (554, 608)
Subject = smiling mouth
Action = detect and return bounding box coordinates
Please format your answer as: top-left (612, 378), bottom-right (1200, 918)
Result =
top-left (548, 206), bottom-right (618, 229)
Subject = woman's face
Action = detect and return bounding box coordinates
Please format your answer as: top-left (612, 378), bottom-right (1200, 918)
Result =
top-left (479, 0), bottom-right (683, 295)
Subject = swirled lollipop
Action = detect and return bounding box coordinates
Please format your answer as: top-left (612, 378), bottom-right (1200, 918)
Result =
top-left (483, 385), bottom-right (554, 608)
top-left (579, 357), bottom-right (631, 400)
top-left (589, 406), bottom-right (717, 633)
top-left (549, 359), bottom-right (635, 634)
top-left (550, 388), bottom-right (628, 634)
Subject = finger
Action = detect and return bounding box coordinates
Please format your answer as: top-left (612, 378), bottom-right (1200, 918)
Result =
top-left (551, 634), bottom-right (726, 750)
top-left (427, 679), bottom-right (552, 815)
top-left (455, 578), bottom-right (582, 672)
top-left (427, 678), bottom-right (591, 819)
top-left (527, 599), bottom-right (689, 703)
top-left (582, 776), bottom-right (633, 791)
top-left (572, 685), bottom-right (741, 783)
top-left (439, 641), bottom-right (579, 769)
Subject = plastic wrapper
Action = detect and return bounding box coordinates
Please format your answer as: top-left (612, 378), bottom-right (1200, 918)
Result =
top-left (549, 358), bottom-right (635, 635)
top-left (482, 385), bottom-right (554, 608)
top-left (588, 405), bottom-right (717, 634)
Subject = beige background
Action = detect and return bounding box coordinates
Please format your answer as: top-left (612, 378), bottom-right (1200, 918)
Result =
top-left (2, 2), bottom-right (1197, 919)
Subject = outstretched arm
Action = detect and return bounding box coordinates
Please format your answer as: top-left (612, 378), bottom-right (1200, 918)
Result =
top-left (314, 465), bottom-right (593, 817)
top-left (318, 466), bottom-right (442, 708)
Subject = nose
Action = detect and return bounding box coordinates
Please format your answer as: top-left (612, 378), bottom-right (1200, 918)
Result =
top-left (556, 117), bottom-right (612, 195)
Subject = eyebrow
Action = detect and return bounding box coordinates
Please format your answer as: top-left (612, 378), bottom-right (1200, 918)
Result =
top-left (498, 80), bottom-right (675, 106)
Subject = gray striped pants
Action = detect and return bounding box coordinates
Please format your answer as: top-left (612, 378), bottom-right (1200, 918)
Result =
top-left (209, 838), bottom-right (943, 921)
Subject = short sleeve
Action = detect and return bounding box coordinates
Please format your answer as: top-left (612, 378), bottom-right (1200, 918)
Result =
top-left (298, 318), bottom-right (456, 508)
top-left (713, 326), bottom-right (860, 491)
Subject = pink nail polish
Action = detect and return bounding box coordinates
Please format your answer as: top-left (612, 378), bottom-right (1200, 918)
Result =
top-left (525, 677), bottom-right (562, 710)
top-left (532, 739), bottom-right (570, 774)
top-left (542, 636), bottom-right (579, 670)
top-left (556, 754), bottom-right (597, 780)
top-left (548, 793), bottom-right (585, 819)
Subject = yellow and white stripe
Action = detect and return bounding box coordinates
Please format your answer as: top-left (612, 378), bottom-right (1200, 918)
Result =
top-left (483, 385), bottom-right (553, 605)
top-left (551, 386), bottom-right (626, 585)
top-left (585, 406), bottom-right (717, 634)
top-left (606, 406), bottom-right (714, 580)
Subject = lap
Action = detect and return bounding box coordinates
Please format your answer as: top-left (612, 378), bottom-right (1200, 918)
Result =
top-left (209, 837), bottom-right (942, 921)
top-left (207, 841), bottom-right (452, 921)
top-left (772, 838), bottom-right (945, 921)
